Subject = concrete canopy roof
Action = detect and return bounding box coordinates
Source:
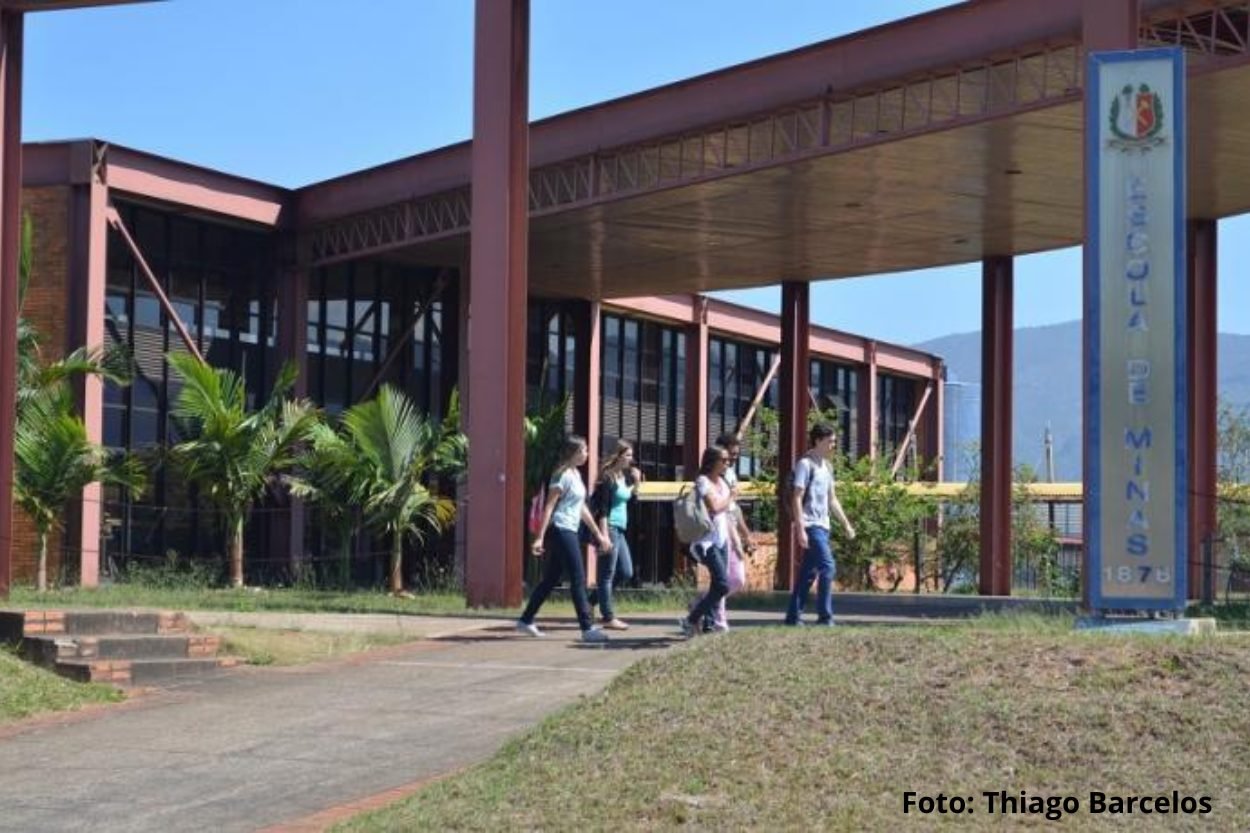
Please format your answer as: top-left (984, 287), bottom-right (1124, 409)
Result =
top-left (27, 2), bottom-right (1243, 302)
top-left (291, 0), bottom-right (1250, 301)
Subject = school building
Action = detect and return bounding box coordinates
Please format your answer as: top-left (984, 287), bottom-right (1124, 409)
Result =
top-left (15, 140), bottom-right (943, 587)
top-left (0, 0), bottom-right (1244, 605)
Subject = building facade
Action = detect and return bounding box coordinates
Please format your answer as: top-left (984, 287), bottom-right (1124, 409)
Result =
top-left (16, 139), bottom-right (943, 589)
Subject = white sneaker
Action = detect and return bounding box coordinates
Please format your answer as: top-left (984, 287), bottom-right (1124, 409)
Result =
top-left (581, 627), bottom-right (609, 644)
top-left (515, 620), bottom-right (544, 637)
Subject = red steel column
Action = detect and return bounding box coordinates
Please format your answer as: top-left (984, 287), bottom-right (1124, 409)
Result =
top-left (980, 256), bottom-right (1013, 596)
top-left (1187, 220), bottom-right (1217, 599)
top-left (572, 299), bottom-right (601, 585)
top-left (776, 281), bottom-right (810, 590)
top-left (465, 0), bottom-right (529, 608)
top-left (0, 11), bottom-right (22, 599)
top-left (1082, 0), bottom-right (1139, 52)
top-left (921, 358), bottom-right (945, 477)
top-left (276, 245), bottom-right (309, 569)
top-left (683, 296), bottom-right (709, 479)
top-left (572, 300), bottom-right (602, 483)
top-left (857, 340), bottom-right (879, 460)
top-left (67, 142), bottom-right (107, 586)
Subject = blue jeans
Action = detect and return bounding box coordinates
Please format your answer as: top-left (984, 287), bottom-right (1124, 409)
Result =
top-left (687, 543), bottom-right (729, 627)
top-left (521, 527), bottom-right (593, 631)
top-left (596, 525), bottom-right (633, 621)
top-left (785, 526), bottom-right (835, 624)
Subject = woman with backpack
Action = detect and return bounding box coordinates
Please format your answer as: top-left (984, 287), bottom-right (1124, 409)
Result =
top-left (589, 439), bottom-right (643, 631)
top-left (518, 435), bottom-right (612, 643)
top-left (679, 445), bottom-right (734, 639)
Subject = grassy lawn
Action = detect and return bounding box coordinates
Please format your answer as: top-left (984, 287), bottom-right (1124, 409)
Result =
top-left (211, 626), bottom-right (416, 666)
top-left (4, 583), bottom-right (704, 617)
top-left (337, 622), bottom-right (1250, 832)
top-left (7, 585), bottom-right (487, 616)
top-left (0, 647), bottom-right (122, 726)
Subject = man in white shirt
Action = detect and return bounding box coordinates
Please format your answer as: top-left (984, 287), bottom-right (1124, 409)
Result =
top-left (784, 422), bottom-right (855, 625)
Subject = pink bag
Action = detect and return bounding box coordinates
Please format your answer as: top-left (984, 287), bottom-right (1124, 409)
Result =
top-left (527, 491), bottom-right (545, 536)
top-left (727, 549), bottom-right (747, 594)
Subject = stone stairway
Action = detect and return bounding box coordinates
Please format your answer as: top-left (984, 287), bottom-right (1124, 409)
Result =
top-left (0, 609), bottom-right (240, 686)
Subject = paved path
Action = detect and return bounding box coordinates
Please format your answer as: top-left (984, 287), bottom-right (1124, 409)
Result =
top-left (0, 617), bottom-right (682, 833)
top-left (0, 597), bottom-right (1059, 832)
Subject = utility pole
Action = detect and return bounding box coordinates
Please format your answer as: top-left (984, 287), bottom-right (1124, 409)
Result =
top-left (1044, 423), bottom-right (1056, 483)
top-left (1044, 423), bottom-right (1056, 533)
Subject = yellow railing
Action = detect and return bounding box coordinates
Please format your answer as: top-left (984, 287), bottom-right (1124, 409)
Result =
top-left (635, 481), bottom-right (1085, 503)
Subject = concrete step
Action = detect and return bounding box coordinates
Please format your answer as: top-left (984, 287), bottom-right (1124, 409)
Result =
top-left (0, 609), bottom-right (191, 638)
top-left (21, 633), bottom-right (222, 663)
top-left (2, 608), bottom-right (239, 689)
top-left (53, 656), bottom-right (241, 686)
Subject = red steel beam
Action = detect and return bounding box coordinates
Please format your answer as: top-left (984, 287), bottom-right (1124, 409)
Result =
top-left (738, 354), bottom-right (780, 439)
top-left (776, 281), bottom-right (809, 591)
top-left (298, 0), bottom-right (1119, 224)
top-left (105, 205), bottom-right (205, 363)
top-left (0, 9), bottom-right (20, 599)
top-left (610, 294), bottom-right (940, 379)
top-left (980, 256), bottom-right (1014, 596)
top-left (464, 0), bottom-right (529, 609)
top-left (361, 270), bottom-right (449, 400)
top-left (1187, 219), bottom-right (1217, 600)
top-left (889, 381), bottom-right (933, 478)
top-left (104, 143), bottom-right (289, 227)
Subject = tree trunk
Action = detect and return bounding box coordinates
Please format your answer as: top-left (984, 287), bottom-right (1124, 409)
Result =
top-left (337, 531), bottom-right (353, 590)
top-left (229, 516), bottom-right (245, 588)
top-left (389, 531), bottom-right (404, 595)
top-left (37, 532), bottom-right (48, 592)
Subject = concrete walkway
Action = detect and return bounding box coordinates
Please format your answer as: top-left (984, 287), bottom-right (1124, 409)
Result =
top-left (0, 596), bottom-right (1064, 833)
top-left (0, 616), bottom-right (684, 833)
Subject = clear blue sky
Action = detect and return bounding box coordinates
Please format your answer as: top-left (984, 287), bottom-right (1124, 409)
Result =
top-left (23, 0), bottom-right (1250, 346)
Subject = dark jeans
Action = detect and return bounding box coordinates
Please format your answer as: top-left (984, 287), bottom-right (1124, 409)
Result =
top-left (687, 543), bottom-right (730, 627)
top-left (785, 526), bottom-right (835, 624)
top-left (521, 527), bottom-right (593, 631)
top-left (596, 525), bottom-right (634, 621)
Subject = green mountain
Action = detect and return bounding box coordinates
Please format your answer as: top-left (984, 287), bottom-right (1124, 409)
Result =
top-left (916, 321), bottom-right (1250, 481)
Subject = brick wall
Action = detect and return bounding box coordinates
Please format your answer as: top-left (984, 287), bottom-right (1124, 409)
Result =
top-left (15, 185), bottom-right (73, 584)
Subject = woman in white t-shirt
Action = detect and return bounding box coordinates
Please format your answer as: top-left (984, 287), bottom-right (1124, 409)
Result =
top-left (679, 446), bottom-right (734, 639)
top-left (518, 435), bottom-right (612, 643)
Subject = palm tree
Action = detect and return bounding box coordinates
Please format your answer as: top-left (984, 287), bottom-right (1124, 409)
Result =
top-left (167, 353), bottom-right (319, 588)
top-left (295, 385), bottom-right (464, 595)
top-left (286, 420), bottom-right (363, 586)
top-left (15, 389), bottom-right (145, 590)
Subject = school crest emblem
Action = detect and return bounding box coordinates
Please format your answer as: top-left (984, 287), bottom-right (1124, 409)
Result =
top-left (1108, 83), bottom-right (1166, 151)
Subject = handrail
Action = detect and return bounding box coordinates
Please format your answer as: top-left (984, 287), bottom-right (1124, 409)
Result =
top-left (634, 481), bottom-right (1086, 503)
